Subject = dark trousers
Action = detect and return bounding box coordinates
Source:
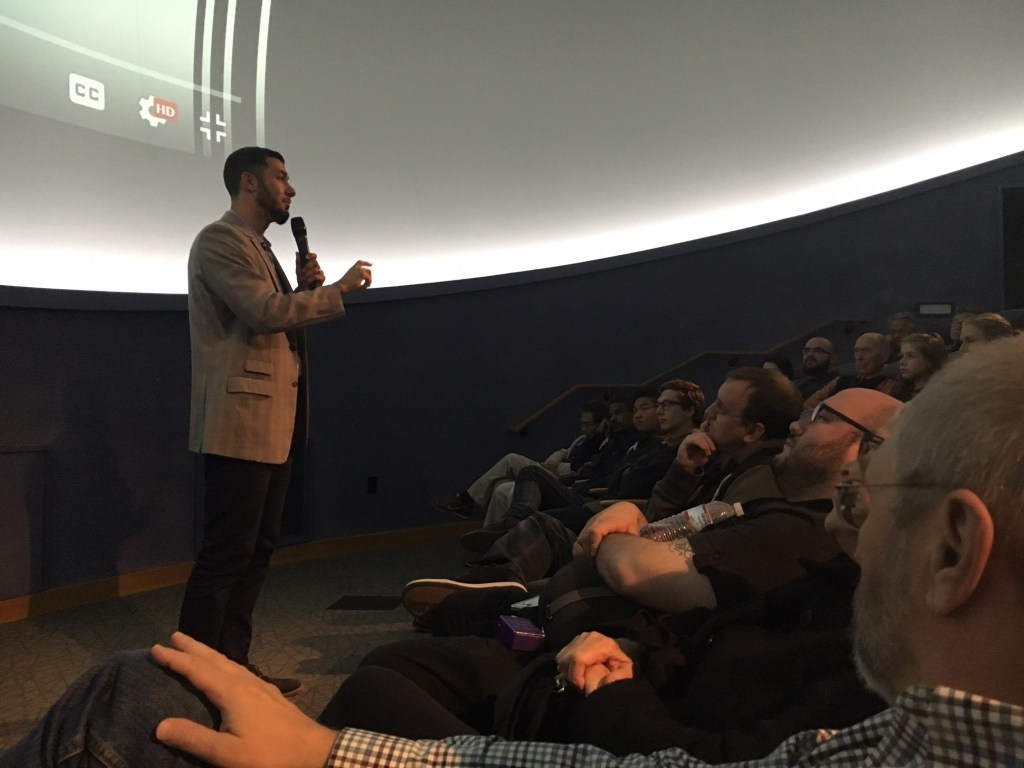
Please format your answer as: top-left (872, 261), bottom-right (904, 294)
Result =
top-left (342, 636), bottom-right (528, 734)
top-left (318, 665), bottom-right (480, 739)
top-left (178, 453), bottom-right (292, 665)
top-left (479, 511), bottom-right (579, 583)
top-left (506, 464), bottom-right (583, 520)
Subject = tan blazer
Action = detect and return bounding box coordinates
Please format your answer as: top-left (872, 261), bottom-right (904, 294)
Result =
top-left (187, 212), bottom-right (346, 464)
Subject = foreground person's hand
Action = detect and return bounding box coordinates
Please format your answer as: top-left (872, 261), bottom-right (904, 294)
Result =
top-left (152, 632), bottom-right (337, 768)
top-left (555, 631), bottom-right (634, 694)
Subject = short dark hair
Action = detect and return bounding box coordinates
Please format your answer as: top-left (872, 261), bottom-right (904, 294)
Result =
top-left (581, 400), bottom-right (609, 423)
top-left (223, 146), bottom-right (285, 197)
top-left (726, 367), bottom-right (802, 440)
top-left (606, 394), bottom-right (631, 410)
top-left (629, 386), bottom-right (660, 408)
top-left (658, 379), bottom-right (706, 423)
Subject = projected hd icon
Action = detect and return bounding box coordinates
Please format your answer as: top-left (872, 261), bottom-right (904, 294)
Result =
top-left (138, 95), bottom-right (179, 128)
top-left (0, 1), bottom-right (269, 157)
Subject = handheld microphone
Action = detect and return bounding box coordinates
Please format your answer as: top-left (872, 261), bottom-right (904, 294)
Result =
top-left (290, 216), bottom-right (315, 289)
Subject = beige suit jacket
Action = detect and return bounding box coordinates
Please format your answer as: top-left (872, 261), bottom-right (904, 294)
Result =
top-left (187, 212), bottom-right (346, 464)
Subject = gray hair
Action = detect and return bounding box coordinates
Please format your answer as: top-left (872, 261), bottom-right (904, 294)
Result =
top-left (892, 335), bottom-right (1024, 558)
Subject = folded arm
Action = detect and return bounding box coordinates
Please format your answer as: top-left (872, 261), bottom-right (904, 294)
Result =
top-left (594, 533), bottom-right (717, 613)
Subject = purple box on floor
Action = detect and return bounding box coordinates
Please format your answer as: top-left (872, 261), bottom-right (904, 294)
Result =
top-left (497, 615), bottom-right (545, 651)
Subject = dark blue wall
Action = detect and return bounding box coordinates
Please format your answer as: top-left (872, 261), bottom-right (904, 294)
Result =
top-left (1, 153), bottom-right (1020, 597)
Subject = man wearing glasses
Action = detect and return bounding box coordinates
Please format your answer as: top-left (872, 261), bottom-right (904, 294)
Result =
top-left (804, 332), bottom-right (896, 409)
top-left (643, 367), bottom-right (801, 524)
top-left (792, 336), bottom-right (837, 399)
top-left (575, 387), bottom-right (899, 615)
top-left (10, 340), bottom-right (1024, 766)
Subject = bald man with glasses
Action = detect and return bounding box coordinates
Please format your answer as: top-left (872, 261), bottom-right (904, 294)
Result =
top-left (792, 337), bottom-right (838, 399)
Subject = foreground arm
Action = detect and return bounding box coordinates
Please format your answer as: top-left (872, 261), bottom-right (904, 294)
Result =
top-left (595, 534), bottom-right (717, 613)
top-left (152, 633), bottom-right (337, 768)
top-left (151, 634), bottom-right (714, 768)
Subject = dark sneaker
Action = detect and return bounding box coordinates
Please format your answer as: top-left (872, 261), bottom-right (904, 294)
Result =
top-left (459, 518), bottom-right (519, 553)
top-left (247, 664), bottom-right (303, 698)
top-left (401, 577), bottom-right (525, 620)
top-left (432, 491), bottom-right (476, 518)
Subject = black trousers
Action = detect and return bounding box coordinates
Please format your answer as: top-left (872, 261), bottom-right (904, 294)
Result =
top-left (340, 636), bottom-right (529, 735)
top-left (178, 453), bottom-right (292, 665)
top-left (318, 665), bottom-right (480, 739)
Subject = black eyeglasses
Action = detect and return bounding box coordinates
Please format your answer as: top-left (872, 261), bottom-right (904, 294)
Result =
top-left (802, 402), bottom-right (884, 456)
top-left (706, 400), bottom-right (747, 420)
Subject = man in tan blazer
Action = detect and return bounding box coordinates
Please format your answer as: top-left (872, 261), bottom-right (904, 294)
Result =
top-left (179, 147), bottom-right (371, 696)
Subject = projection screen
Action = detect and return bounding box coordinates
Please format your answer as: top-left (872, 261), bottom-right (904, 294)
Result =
top-left (1, 0), bottom-right (1023, 293)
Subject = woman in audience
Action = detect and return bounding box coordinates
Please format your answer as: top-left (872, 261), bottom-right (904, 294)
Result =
top-left (959, 312), bottom-right (1016, 353)
top-left (892, 332), bottom-right (947, 402)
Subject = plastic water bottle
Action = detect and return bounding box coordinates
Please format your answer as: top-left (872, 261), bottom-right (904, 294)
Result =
top-left (639, 501), bottom-right (744, 542)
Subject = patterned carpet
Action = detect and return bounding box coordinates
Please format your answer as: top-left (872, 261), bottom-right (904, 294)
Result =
top-left (0, 537), bottom-right (468, 752)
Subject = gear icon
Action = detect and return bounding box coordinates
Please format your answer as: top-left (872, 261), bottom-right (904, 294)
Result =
top-left (138, 96), bottom-right (165, 127)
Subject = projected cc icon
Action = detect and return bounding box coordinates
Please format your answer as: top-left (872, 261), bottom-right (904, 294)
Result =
top-left (69, 73), bottom-right (105, 111)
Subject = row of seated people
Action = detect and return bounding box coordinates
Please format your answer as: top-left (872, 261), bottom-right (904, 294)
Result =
top-left (769, 309), bottom-right (1019, 404)
top-left (445, 309), bottom-right (1019, 552)
top-left (5, 336), bottom-right (1024, 766)
top-left (374, 368), bottom-right (882, 757)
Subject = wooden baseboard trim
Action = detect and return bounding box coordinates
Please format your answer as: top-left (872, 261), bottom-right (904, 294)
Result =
top-left (0, 522), bottom-right (476, 625)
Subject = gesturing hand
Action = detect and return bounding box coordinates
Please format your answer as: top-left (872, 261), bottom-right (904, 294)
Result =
top-left (336, 260), bottom-right (373, 295)
top-left (152, 633), bottom-right (337, 768)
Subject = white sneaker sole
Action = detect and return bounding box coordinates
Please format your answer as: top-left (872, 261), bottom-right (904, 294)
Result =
top-left (400, 578), bottom-right (526, 619)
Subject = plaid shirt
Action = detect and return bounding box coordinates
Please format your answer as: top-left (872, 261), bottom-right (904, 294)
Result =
top-left (326, 686), bottom-right (1024, 767)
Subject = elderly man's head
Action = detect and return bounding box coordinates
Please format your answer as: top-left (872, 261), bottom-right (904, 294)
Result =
top-left (852, 333), bottom-right (890, 379)
top-left (843, 336), bottom-right (1024, 704)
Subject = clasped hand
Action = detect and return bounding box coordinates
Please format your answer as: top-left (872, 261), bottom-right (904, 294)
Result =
top-left (554, 631), bottom-right (634, 695)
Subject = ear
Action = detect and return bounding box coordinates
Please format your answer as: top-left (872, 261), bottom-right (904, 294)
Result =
top-left (743, 421), bottom-right (766, 444)
top-left (924, 489), bottom-right (994, 616)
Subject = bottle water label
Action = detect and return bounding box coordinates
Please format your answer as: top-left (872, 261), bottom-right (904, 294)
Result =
top-left (639, 501), bottom-right (743, 542)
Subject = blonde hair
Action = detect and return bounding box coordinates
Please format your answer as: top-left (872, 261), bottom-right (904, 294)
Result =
top-left (962, 312), bottom-right (1016, 342)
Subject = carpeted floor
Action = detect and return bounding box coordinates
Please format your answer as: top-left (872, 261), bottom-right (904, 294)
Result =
top-left (0, 537), bottom-right (468, 752)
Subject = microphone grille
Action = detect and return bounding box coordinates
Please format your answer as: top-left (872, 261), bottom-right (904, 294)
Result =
top-left (290, 217), bottom-right (306, 237)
